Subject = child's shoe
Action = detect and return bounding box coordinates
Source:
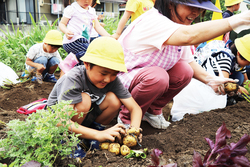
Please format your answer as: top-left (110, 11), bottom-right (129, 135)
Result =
top-left (43, 73), bottom-right (57, 83)
top-left (21, 72), bottom-right (29, 78)
top-left (142, 112), bottom-right (170, 129)
top-left (71, 143), bottom-right (86, 158)
top-left (36, 73), bottom-right (43, 84)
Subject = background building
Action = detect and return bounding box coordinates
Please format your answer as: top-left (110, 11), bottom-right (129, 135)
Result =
top-left (0, 0), bottom-right (126, 25)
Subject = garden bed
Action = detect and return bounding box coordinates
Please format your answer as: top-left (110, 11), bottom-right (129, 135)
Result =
top-left (0, 81), bottom-right (250, 167)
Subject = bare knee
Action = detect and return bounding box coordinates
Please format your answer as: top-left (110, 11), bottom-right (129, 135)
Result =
top-left (72, 93), bottom-right (91, 124)
top-left (102, 92), bottom-right (121, 110)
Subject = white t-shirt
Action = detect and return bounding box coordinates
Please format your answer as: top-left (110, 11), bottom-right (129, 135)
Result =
top-left (25, 43), bottom-right (62, 70)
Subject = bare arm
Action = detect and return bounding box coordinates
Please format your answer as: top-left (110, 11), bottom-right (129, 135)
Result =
top-left (120, 97), bottom-right (142, 128)
top-left (59, 17), bottom-right (74, 40)
top-left (166, 19), bottom-right (232, 46)
top-left (94, 18), bottom-right (110, 36)
top-left (26, 57), bottom-right (45, 73)
top-left (166, 10), bottom-right (250, 46)
top-left (189, 61), bottom-right (211, 84)
top-left (57, 104), bottom-right (125, 142)
top-left (112, 11), bottom-right (133, 39)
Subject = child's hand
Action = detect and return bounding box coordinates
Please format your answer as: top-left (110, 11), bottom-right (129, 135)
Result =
top-left (111, 33), bottom-right (120, 40)
top-left (97, 124), bottom-right (125, 142)
top-left (239, 86), bottom-right (249, 95)
top-left (65, 30), bottom-right (74, 40)
top-left (36, 64), bottom-right (46, 73)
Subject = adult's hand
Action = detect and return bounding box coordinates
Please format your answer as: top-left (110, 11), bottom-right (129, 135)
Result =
top-left (206, 75), bottom-right (237, 95)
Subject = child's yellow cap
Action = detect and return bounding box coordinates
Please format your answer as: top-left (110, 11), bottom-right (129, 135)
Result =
top-left (235, 34), bottom-right (250, 62)
top-left (225, 0), bottom-right (243, 7)
top-left (80, 37), bottom-right (128, 73)
top-left (43, 30), bottom-right (63, 45)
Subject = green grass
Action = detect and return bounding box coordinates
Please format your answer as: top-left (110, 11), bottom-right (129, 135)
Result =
top-left (0, 14), bottom-right (122, 74)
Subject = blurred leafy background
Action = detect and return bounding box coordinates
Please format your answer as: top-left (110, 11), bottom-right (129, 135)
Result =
top-left (0, 0), bottom-right (238, 74)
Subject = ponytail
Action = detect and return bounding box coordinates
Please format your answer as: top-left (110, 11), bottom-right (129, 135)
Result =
top-left (63, 0), bottom-right (71, 8)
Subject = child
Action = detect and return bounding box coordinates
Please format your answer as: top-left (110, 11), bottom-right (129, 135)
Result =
top-left (47, 37), bottom-right (142, 157)
top-left (202, 34), bottom-right (250, 96)
top-left (112, 0), bottom-right (155, 39)
top-left (24, 30), bottom-right (63, 83)
top-left (59, 0), bottom-right (110, 65)
top-left (223, 0), bottom-right (243, 18)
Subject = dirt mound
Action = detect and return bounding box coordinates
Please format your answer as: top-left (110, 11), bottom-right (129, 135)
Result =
top-left (0, 81), bottom-right (249, 167)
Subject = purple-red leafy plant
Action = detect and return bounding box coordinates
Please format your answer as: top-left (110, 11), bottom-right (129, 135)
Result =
top-left (193, 122), bottom-right (250, 167)
top-left (149, 148), bottom-right (177, 167)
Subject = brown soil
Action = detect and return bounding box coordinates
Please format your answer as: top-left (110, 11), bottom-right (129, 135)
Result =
top-left (0, 79), bottom-right (250, 167)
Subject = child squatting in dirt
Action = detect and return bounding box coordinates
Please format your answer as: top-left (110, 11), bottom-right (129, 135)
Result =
top-left (24, 30), bottom-right (63, 84)
top-left (46, 37), bottom-right (142, 158)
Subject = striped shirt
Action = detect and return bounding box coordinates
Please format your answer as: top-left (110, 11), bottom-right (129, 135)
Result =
top-left (203, 52), bottom-right (246, 74)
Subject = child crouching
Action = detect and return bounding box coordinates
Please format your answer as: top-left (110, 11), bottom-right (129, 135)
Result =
top-left (47, 37), bottom-right (142, 158)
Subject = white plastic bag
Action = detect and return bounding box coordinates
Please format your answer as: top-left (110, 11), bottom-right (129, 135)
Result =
top-left (0, 62), bottom-right (20, 86)
top-left (171, 78), bottom-right (227, 122)
top-left (171, 58), bottom-right (227, 122)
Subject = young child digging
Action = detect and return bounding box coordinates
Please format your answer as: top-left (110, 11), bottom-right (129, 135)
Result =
top-left (24, 30), bottom-right (63, 83)
top-left (47, 37), bottom-right (142, 158)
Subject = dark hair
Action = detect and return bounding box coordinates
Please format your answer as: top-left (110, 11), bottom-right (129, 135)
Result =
top-left (89, 63), bottom-right (95, 69)
top-left (154, 0), bottom-right (208, 22)
top-left (230, 43), bottom-right (237, 56)
top-left (63, 0), bottom-right (71, 8)
top-left (239, 54), bottom-right (247, 61)
top-left (92, 0), bottom-right (97, 7)
top-left (230, 43), bottom-right (247, 61)
top-left (48, 44), bottom-right (62, 49)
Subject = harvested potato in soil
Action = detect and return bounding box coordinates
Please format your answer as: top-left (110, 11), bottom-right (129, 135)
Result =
top-left (127, 127), bottom-right (141, 136)
top-left (108, 143), bottom-right (120, 155)
top-left (99, 142), bottom-right (110, 150)
top-left (120, 145), bottom-right (131, 156)
top-left (123, 135), bottom-right (137, 147)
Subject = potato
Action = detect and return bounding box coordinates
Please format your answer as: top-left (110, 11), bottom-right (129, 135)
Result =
top-left (224, 82), bottom-right (239, 94)
top-left (123, 135), bottom-right (137, 147)
top-left (108, 143), bottom-right (120, 155)
top-left (127, 127), bottom-right (141, 136)
top-left (120, 145), bottom-right (131, 156)
top-left (99, 142), bottom-right (110, 150)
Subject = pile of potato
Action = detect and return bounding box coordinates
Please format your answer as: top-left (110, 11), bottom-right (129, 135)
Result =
top-left (99, 127), bottom-right (141, 156)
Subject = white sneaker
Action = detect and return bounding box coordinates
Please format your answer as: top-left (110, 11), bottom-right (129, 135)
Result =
top-left (142, 112), bottom-right (170, 129)
top-left (117, 116), bottom-right (130, 129)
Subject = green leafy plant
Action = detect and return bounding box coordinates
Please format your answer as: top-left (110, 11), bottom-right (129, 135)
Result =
top-left (242, 80), bottom-right (250, 103)
top-left (0, 13), bottom-right (67, 73)
top-left (102, 15), bottom-right (126, 34)
top-left (0, 100), bottom-right (79, 167)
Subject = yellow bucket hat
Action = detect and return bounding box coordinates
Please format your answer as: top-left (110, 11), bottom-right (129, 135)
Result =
top-left (43, 30), bottom-right (63, 45)
top-left (235, 34), bottom-right (250, 62)
top-left (80, 37), bottom-right (127, 73)
top-left (225, 0), bottom-right (243, 7)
